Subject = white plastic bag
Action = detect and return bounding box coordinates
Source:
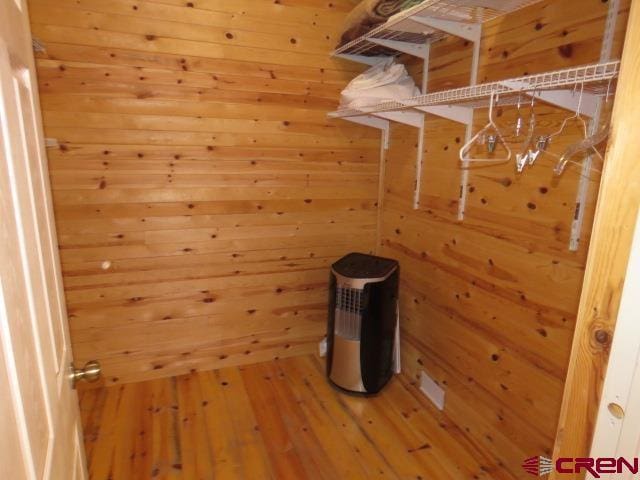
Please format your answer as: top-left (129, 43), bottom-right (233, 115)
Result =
top-left (340, 58), bottom-right (420, 109)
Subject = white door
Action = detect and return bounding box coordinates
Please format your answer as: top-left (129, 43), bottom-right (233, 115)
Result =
top-left (0, 0), bottom-right (87, 479)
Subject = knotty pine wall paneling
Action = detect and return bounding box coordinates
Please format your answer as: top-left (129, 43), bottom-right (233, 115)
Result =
top-left (552, 2), bottom-right (640, 471)
top-left (29, 0), bottom-right (379, 385)
top-left (379, 0), bottom-right (631, 478)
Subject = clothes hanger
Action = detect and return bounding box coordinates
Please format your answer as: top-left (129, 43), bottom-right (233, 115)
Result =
top-left (528, 135), bottom-right (549, 167)
top-left (525, 81), bottom-right (598, 176)
top-left (514, 92), bottom-right (524, 138)
top-left (526, 88), bottom-right (554, 168)
top-left (554, 78), bottom-right (613, 175)
top-left (459, 91), bottom-right (512, 164)
top-left (515, 91), bottom-right (537, 172)
top-left (546, 82), bottom-right (590, 145)
top-left (554, 126), bottom-right (608, 175)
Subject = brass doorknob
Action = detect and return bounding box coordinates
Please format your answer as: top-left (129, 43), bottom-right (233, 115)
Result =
top-left (70, 360), bottom-right (101, 387)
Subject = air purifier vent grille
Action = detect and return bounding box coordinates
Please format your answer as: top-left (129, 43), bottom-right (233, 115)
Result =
top-left (335, 286), bottom-right (364, 340)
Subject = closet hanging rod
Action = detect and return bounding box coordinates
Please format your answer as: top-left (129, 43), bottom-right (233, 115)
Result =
top-left (329, 60), bottom-right (621, 122)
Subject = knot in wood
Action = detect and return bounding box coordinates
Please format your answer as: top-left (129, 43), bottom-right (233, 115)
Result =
top-left (594, 329), bottom-right (610, 346)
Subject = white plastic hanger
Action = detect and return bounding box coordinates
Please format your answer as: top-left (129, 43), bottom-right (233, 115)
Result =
top-left (459, 91), bottom-right (512, 164)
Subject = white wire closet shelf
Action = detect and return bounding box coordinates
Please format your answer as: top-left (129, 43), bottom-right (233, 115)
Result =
top-left (329, 61), bottom-right (621, 122)
top-left (334, 0), bottom-right (544, 60)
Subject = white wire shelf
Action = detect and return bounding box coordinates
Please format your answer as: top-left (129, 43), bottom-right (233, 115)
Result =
top-left (334, 0), bottom-right (544, 61)
top-left (329, 61), bottom-right (620, 124)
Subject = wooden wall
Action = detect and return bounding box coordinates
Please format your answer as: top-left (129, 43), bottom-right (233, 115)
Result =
top-left (552, 4), bottom-right (640, 473)
top-left (27, 0), bottom-right (635, 474)
top-left (28, 0), bottom-right (379, 385)
top-left (379, 1), bottom-right (631, 478)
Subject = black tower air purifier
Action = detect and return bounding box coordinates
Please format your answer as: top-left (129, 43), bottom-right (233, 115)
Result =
top-left (327, 252), bottom-right (399, 394)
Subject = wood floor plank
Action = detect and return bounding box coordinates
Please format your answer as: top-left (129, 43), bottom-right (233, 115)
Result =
top-left (131, 380), bottom-right (154, 478)
top-left (256, 360), bottom-right (340, 480)
top-left (196, 370), bottom-right (241, 479)
top-left (376, 377), bottom-right (492, 480)
top-left (213, 367), bottom-right (274, 480)
top-left (87, 384), bottom-right (122, 480)
top-left (304, 356), bottom-right (441, 480)
top-left (279, 356), bottom-right (398, 480)
top-left (81, 356), bottom-right (512, 479)
top-left (175, 374), bottom-right (204, 479)
top-left (112, 383), bottom-right (142, 480)
top-left (78, 387), bottom-right (105, 463)
top-left (152, 377), bottom-right (182, 480)
top-left (240, 361), bottom-right (311, 480)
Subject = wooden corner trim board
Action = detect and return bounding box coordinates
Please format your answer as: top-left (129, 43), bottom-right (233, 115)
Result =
top-left (550, 0), bottom-right (640, 477)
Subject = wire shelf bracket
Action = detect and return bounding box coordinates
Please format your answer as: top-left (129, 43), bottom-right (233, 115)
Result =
top-left (335, 53), bottom-right (388, 66)
top-left (408, 16), bottom-right (482, 42)
top-left (374, 110), bottom-right (425, 128)
top-left (332, 105), bottom-right (426, 128)
top-left (414, 104), bottom-right (475, 125)
top-left (341, 114), bottom-right (389, 131)
top-left (367, 38), bottom-right (431, 59)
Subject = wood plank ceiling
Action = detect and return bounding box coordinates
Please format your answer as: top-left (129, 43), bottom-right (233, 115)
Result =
top-left (28, 0), bottom-right (379, 385)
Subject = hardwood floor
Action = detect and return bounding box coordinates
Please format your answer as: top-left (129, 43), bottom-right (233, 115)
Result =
top-left (80, 355), bottom-right (502, 479)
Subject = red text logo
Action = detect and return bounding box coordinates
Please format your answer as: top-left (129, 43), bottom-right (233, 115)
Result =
top-left (556, 457), bottom-right (639, 478)
top-left (523, 456), bottom-right (640, 477)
